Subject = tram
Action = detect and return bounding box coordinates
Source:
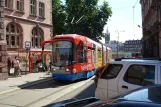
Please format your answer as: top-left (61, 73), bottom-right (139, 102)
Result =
top-left (42, 34), bottom-right (112, 81)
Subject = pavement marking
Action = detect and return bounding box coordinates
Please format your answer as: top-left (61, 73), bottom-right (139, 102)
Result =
top-left (26, 76), bottom-right (95, 107)
top-left (0, 77), bottom-right (52, 96)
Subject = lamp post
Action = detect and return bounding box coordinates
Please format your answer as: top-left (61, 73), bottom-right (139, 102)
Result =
top-left (115, 30), bottom-right (125, 58)
top-left (138, 25), bottom-right (142, 28)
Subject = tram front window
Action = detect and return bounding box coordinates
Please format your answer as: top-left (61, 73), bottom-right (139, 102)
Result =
top-left (52, 41), bottom-right (72, 67)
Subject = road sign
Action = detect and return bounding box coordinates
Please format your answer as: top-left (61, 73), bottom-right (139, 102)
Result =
top-left (25, 41), bottom-right (31, 50)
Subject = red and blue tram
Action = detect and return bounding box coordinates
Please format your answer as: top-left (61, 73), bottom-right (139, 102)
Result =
top-left (42, 34), bottom-right (112, 81)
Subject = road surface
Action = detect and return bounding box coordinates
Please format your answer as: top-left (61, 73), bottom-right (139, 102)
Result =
top-left (0, 78), bottom-right (95, 107)
top-left (51, 79), bottom-right (95, 103)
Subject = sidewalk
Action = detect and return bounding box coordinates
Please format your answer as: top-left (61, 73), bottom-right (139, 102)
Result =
top-left (0, 72), bottom-right (52, 95)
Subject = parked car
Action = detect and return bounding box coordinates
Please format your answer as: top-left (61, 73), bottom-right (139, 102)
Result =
top-left (45, 84), bottom-right (161, 107)
top-left (95, 58), bottom-right (161, 100)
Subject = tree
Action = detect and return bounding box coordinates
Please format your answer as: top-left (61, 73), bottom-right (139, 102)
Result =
top-left (52, 0), bottom-right (112, 41)
top-left (52, 0), bottom-right (66, 36)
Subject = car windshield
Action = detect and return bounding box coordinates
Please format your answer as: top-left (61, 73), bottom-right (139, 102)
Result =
top-left (52, 41), bottom-right (72, 67)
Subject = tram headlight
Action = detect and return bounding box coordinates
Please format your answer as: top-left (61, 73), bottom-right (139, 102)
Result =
top-left (65, 69), bottom-right (69, 72)
top-left (72, 69), bottom-right (77, 73)
top-left (52, 68), bottom-right (56, 72)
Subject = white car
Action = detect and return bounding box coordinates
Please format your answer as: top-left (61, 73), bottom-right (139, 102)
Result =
top-left (95, 58), bottom-right (161, 100)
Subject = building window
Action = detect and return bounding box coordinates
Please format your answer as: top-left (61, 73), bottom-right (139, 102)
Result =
top-left (39, 2), bottom-right (45, 17)
top-left (17, 0), bottom-right (24, 12)
top-left (30, 0), bottom-right (36, 15)
top-left (5, 0), bottom-right (13, 9)
top-left (6, 23), bottom-right (21, 47)
top-left (32, 27), bottom-right (43, 48)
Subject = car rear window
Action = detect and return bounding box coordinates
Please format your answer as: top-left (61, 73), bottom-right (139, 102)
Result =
top-left (100, 64), bottom-right (123, 79)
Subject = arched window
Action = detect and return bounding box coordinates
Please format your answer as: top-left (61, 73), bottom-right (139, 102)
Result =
top-left (32, 27), bottom-right (43, 48)
top-left (6, 23), bottom-right (21, 47)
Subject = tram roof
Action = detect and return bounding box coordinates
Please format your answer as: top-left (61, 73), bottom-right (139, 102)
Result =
top-left (54, 34), bottom-right (111, 50)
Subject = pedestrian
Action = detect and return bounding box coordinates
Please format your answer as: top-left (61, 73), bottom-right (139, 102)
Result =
top-left (7, 56), bottom-right (12, 76)
top-left (13, 56), bottom-right (21, 77)
top-left (46, 59), bottom-right (51, 75)
top-left (47, 59), bottom-right (51, 70)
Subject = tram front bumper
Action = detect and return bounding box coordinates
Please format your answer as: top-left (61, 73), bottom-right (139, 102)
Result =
top-left (52, 73), bottom-right (76, 81)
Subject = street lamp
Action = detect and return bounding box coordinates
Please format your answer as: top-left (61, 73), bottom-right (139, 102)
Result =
top-left (138, 25), bottom-right (142, 28)
top-left (115, 30), bottom-right (125, 58)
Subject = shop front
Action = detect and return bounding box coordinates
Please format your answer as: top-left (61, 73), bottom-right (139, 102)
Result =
top-left (29, 49), bottom-right (51, 72)
top-left (8, 49), bottom-right (51, 73)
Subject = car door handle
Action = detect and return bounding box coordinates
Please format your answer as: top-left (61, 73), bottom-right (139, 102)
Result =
top-left (122, 85), bottom-right (128, 89)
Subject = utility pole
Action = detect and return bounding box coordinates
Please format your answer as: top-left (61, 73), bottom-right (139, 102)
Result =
top-left (115, 30), bottom-right (125, 58)
top-left (133, 0), bottom-right (139, 37)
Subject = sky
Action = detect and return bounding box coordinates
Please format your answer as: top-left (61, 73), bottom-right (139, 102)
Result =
top-left (100, 0), bottom-right (142, 43)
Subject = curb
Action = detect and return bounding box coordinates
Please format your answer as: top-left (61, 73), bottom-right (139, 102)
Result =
top-left (0, 77), bottom-right (52, 95)
top-left (27, 76), bottom-right (95, 107)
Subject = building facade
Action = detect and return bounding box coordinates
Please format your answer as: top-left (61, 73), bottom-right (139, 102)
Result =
top-left (0, 0), bottom-right (8, 80)
top-left (106, 41), bottom-right (124, 53)
top-left (105, 27), bottom-right (110, 44)
top-left (124, 40), bottom-right (142, 53)
top-left (4, 0), bottom-right (52, 72)
top-left (118, 42), bottom-right (124, 52)
top-left (106, 41), bottom-right (117, 52)
top-left (140, 0), bottom-right (161, 58)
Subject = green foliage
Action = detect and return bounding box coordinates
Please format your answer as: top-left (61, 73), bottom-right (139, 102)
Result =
top-left (52, 0), bottom-right (66, 36)
top-left (52, 0), bottom-right (112, 41)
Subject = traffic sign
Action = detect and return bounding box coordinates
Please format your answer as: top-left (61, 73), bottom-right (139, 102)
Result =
top-left (25, 41), bottom-right (31, 50)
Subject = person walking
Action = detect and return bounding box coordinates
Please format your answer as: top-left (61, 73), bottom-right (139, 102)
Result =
top-left (13, 56), bottom-right (21, 77)
top-left (7, 56), bottom-right (12, 76)
top-left (46, 59), bottom-right (51, 75)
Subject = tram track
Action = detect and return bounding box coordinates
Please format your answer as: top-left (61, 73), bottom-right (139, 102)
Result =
top-left (0, 76), bottom-right (94, 107)
top-left (24, 82), bottom-right (73, 107)
top-left (25, 77), bottom-right (94, 107)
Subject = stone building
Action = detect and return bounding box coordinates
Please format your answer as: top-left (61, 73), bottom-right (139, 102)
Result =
top-left (140, 0), bottom-right (161, 58)
top-left (106, 41), bottom-right (124, 53)
top-left (0, 0), bottom-right (8, 80)
top-left (124, 40), bottom-right (142, 53)
top-left (105, 27), bottom-right (110, 44)
top-left (4, 0), bottom-right (53, 73)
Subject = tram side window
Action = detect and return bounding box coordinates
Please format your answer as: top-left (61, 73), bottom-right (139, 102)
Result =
top-left (77, 45), bottom-right (83, 63)
top-left (98, 50), bottom-right (102, 58)
top-left (83, 47), bottom-right (87, 63)
top-left (106, 51), bottom-right (108, 62)
top-left (92, 49), bottom-right (96, 63)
